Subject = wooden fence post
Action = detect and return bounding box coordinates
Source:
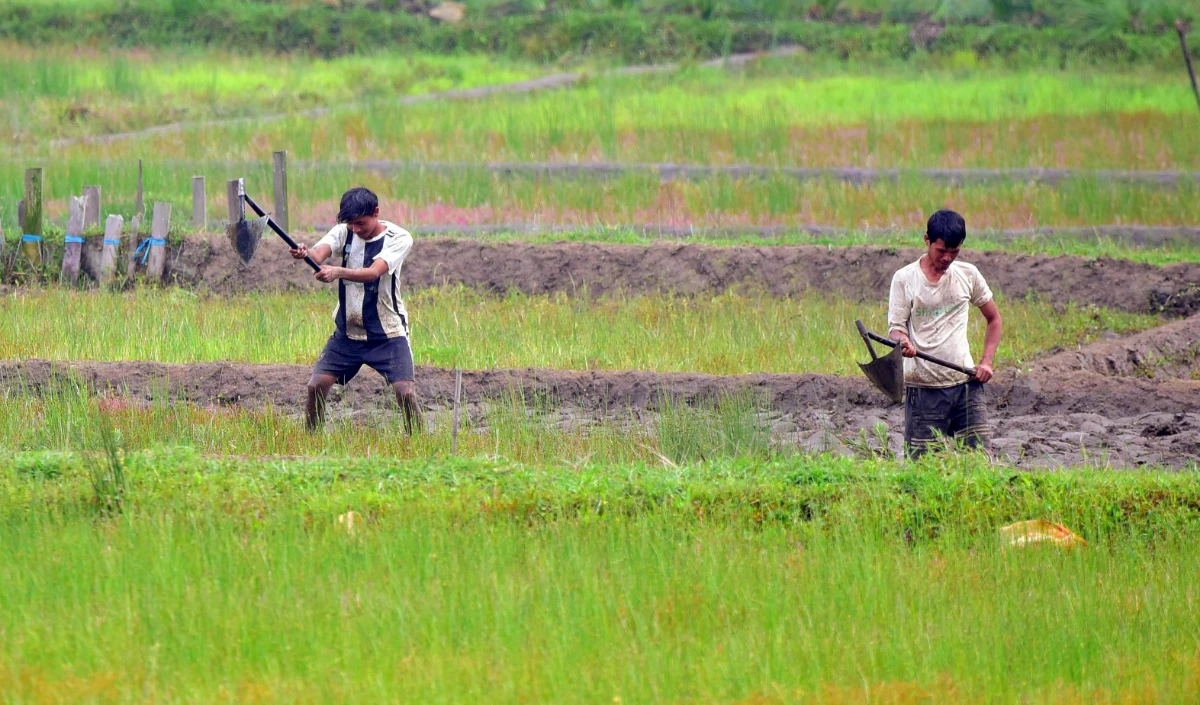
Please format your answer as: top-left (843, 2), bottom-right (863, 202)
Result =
top-left (82, 185), bottom-right (101, 231)
top-left (451, 368), bottom-right (463, 455)
top-left (273, 151), bottom-right (288, 232)
top-left (126, 214), bottom-right (141, 278)
top-left (99, 214), bottom-right (123, 285)
top-left (60, 194), bottom-right (86, 285)
top-left (22, 168), bottom-right (43, 268)
top-left (227, 178), bottom-right (244, 224)
top-left (135, 159), bottom-right (144, 218)
top-left (192, 176), bottom-right (206, 229)
top-left (146, 202), bottom-right (170, 280)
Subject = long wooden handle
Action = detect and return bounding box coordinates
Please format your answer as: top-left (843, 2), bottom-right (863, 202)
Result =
top-left (862, 328), bottom-right (976, 376)
top-left (854, 319), bottom-right (879, 361)
top-left (243, 192), bottom-right (321, 272)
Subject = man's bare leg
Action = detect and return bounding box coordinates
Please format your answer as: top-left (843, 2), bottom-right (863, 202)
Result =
top-left (306, 373), bottom-right (337, 431)
top-left (392, 380), bottom-right (424, 436)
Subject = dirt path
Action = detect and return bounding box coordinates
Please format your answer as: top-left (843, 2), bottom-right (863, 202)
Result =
top-left (4, 358), bottom-right (1197, 469)
top-left (145, 236), bottom-right (1200, 316)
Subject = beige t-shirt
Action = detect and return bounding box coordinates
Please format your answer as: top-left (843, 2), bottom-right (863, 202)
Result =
top-left (888, 258), bottom-right (993, 388)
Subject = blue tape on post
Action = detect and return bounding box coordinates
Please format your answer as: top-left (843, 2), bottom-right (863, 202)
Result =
top-left (64, 236), bottom-right (85, 244)
top-left (133, 237), bottom-right (167, 264)
top-left (21, 234), bottom-right (42, 243)
top-left (102, 238), bottom-right (121, 246)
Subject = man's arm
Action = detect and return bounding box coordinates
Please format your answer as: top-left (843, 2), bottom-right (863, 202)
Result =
top-left (975, 300), bottom-right (1002, 383)
top-left (887, 274), bottom-right (917, 358)
top-left (888, 328), bottom-right (917, 357)
top-left (290, 243), bottom-right (333, 265)
top-left (315, 258), bottom-right (389, 284)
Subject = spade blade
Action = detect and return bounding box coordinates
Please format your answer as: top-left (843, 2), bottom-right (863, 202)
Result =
top-left (858, 344), bottom-right (906, 403)
top-left (226, 215), bottom-right (268, 266)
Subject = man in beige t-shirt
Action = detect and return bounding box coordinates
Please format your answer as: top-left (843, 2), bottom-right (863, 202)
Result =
top-left (888, 210), bottom-right (1003, 458)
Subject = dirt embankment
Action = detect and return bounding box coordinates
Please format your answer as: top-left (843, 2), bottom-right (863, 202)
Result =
top-left (1033, 315), bottom-right (1200, 380)
top-left (4, 358), bottom-right (1198, 469)
top-left (111, 235), bottom-right (1200, 315)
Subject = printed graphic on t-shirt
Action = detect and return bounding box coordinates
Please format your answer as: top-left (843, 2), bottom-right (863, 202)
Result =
top-left (887, 259), bottom-right (993, 388)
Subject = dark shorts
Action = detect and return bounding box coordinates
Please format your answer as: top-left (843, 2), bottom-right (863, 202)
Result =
top-left (904, 381), bottom-right (990, 459)
top-left (313, 332), bottom-right (415, 385)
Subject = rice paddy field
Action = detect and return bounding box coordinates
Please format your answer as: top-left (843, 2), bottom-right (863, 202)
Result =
top-left (2, 12), bottom-right (1200, 703)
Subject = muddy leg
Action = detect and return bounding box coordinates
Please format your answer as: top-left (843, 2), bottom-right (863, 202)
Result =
top-left (392, 380), bottom-right (424, 436)
top-left (307, 373), bottom-right (337, 431)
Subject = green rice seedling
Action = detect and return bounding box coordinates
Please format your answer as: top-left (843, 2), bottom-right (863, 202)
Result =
top-left (80, 409), bottom-right (126, 517)
top-left (0, 379), bottom-right (658, 464)
top-left (0, 43), bottom-right (550, 146)
top-left (0, 287), bottom-right (1160, 375)
top-left (4, 160), bottom-right (1196, 237)
top-left (655, 388), bottom-right (774, 463)
top-left (0, 453), bottom-right (1197, 703)
top-left (40, 65), bottom-right (1199, 170)
top-left (5, 447), bottom-right (1198, 537)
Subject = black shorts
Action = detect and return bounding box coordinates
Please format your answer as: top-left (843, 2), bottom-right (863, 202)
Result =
top-left (904, 381), bottom-right (990, 459)
top-left (313, 332), bottom-right (415, 385)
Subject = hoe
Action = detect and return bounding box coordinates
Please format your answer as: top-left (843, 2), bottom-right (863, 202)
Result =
top-left (854, 319), bottom-right (976, 403)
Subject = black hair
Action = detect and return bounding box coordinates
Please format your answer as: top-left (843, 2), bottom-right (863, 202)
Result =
top-left (337, 187), bottom-right (379, 224)
top-left (926, 209), bottom-right (966, 248)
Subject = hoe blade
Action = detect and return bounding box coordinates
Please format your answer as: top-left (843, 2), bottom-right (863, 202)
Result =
top-left (858, 344), bottom-right (906, 404)
top-left (226, 214), bottom-right (268, 266)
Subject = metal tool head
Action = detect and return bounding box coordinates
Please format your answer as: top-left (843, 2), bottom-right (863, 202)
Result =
top-left (226, 214), bottom-right (268, 266)
top-left (858, 343), bottom-right (906, 403)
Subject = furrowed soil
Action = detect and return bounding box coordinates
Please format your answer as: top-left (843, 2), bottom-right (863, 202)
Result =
top-left (29, 237), bottom-right (1200, 467)
top-left (5, 323), bottom-right (1199, 468)
top-left (85, 235), bottom-right (1200, 316)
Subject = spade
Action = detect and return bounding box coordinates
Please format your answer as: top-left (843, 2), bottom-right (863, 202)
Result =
top-left (854, 319), bottom-right (975, 403)
top-left (226, 214), bottom-right (269, 266)
top-left (228, 178), bottom-right (320, 272)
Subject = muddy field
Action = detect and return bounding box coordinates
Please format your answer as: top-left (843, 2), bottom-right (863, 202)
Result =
top-left (18, 237), bottom-right (1200, 468)
top-left (71, 235), bottom-right (1200, 315)
top-left (5, 316), bottom-right (1198, 468)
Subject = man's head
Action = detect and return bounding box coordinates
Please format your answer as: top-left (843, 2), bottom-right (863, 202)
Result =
top-left (337, 187), bottom-right (381, 238)
top-left (924, 209), bottom-right (966, 274)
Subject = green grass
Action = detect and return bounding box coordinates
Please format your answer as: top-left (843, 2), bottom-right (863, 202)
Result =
top-left (3, 164), bottom-right (1199, 241)
top-left (41, 63), bottom-right (1200, 170)
top-left (0, 288), bottom-right (1159, 374)
top-left (13, 0), bottom-right (1199, 25)
top-left (0, 448), bottom-right (1197, 703)
top-left (2, 18), bottom-right (1198, 701)
top-left (0, 382), bottom-right (655, 462)
top-left (0, 42), bottom-right (547, 146)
